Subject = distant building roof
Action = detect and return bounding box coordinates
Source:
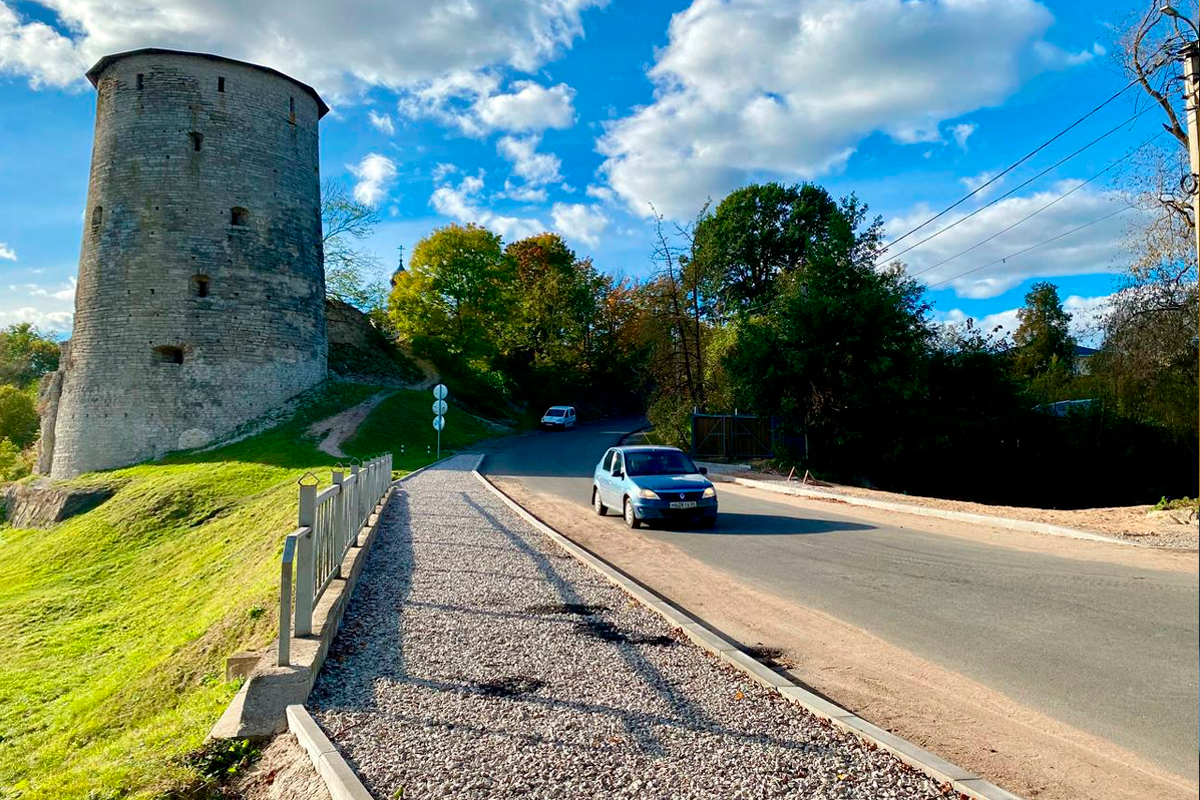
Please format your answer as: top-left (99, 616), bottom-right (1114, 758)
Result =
top-left (1073, 345), bottom-right (1099, 357)
top-left (86, 48), bottom-right (330, 118)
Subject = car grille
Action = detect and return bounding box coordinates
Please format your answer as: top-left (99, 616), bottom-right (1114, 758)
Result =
top-left (659, 491), bottom-right (704, 502)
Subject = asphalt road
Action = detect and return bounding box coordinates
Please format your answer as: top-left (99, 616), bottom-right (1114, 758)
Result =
top-left (483, 418), bottom-right (1200, 780)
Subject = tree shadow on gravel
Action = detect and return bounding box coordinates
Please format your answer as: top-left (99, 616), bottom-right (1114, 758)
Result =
top-left (310, 468), bottom-right (851, 766)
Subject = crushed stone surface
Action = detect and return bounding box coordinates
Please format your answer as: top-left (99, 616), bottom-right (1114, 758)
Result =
top-left (309, 455), bottom-right (948, 799)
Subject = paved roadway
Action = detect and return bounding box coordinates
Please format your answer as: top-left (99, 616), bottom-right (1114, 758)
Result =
top-left (482, 418), bottom-right (1200, 780)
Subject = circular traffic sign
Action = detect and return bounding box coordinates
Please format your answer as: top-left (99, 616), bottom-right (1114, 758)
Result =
top-left (432, 416), bottom-right (445, 431)
top-left (432, 383), bottom-right (448, 400)
top-left (432, 399), bottom-right (447, 416)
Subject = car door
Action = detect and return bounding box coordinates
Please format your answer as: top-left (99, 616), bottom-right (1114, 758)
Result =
top-left (604, 450), bottom-right (624, 507)
top-left (596, 449), bottom-right (614, 503)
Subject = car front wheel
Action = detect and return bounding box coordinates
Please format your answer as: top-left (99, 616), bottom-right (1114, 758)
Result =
top-left (624, 498), bottom-right (641, 529)
top-left (593, 487), bottom-right (607, 516)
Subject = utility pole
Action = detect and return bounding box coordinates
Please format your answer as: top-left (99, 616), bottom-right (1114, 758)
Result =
top-left (1183, 40), bottom-right (1199, 270)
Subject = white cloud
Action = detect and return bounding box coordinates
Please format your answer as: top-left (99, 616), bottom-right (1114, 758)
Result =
top-left (960, 170), bottom-right (1003, 200)
top-left (0, 242), bottom-right (15, 261)
top-left (0, 306), bottom-right (73, 334)
top-left (400, 73), bottom-right (575, 136)
top-left (950, 122), bottom-right (976, 150)
top-left (0, 0), bottom-right (603, 95)
top-left (936, 292), bottom-right (1113, 347)
top-left (28, 277), bottom-right (77, 301)
top-left (368, 110), bottom-right (395, 135)
top-left (430, 171), bottom-right (544, 240)
top-left (497, 134), bottom-right (562, 185)
top-left (431, 162), bottom-right (458, 183)
top-left (888, 183), bottom-right (1141, 299)
top-left (348, 153), bottom-right (398, 206)
top-left (597, 0), bottom-right (1090, 219)
top-left (476, 81), bottom-right (575, 132)
top-left (551, 202), bottom-right (609, 247)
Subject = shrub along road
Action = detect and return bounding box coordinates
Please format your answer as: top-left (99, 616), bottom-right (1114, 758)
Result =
top-left (482, 419), bottom-right (1199, 800)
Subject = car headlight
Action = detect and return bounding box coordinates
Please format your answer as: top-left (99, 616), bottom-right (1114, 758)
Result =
top-left (702, 487), bottom-right (716, 498)
top-left (637, 488), bottom-right (661, 500)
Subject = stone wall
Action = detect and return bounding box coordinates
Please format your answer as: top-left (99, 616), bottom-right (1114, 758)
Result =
top-left (47, 51), bottom-right (329, 478)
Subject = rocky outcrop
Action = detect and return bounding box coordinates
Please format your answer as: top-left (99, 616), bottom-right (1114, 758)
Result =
top-left (1, 478), bottom-right (115, 528)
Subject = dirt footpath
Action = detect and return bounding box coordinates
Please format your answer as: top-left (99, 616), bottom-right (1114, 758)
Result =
top-left (494, 477), bottom-right (1199, 800)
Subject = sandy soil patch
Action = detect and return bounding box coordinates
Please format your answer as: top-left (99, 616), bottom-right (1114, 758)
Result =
top-left (307, 390), bottom-right (394, 458)
top-left (235, 733), bottom-right (330, 800)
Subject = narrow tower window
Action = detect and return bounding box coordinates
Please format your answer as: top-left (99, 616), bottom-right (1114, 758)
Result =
top-left (136, 73), bottom-right (144, 90)
top-left (218, 76), bottom-right (225, 92)
top-left (154, 346), bottom-right (185, 365)
top-left (191, 275), bottom-right (210, 298)
top-left (230, 207), bottom-right (249, 226)
top-left (91, 206), bottom-right (103, 230)
top-left (289, 96), bottom-right (295, 113)
top-left (188, 132), bottom-right (203, 152)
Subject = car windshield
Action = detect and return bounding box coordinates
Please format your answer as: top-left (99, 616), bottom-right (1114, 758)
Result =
top-left (624, 450), bottom-right (697, 476)
top-left (546, 409), bottom-right (565, 417)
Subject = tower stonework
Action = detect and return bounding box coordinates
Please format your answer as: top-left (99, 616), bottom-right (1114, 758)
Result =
top-left (45, 49), bottom-right (330, 478)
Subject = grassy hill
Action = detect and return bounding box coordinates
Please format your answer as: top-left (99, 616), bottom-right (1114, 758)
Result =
top-left (0, 382), bottom-right (499, 800)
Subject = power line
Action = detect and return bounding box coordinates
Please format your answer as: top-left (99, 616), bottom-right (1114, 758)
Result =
top-left (905, 129), bottom-right (1164, 280)
top-left (878, 78), bottom-right (1139, 257)
top-left (927, 204), bottom-right (1134, 291)
top-left (877, 105), bottom-right (1155, 268)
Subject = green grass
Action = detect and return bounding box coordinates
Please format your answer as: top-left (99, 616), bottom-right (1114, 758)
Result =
top-left (343, 389), bottom-right (502, 470)
top-left (0, 382), bottom-right (499, 800)
top-left (1153, 496), bottom-right (1198, 512)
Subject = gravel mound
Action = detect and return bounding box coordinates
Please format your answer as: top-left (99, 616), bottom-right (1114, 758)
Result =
top-left (310, 455), bottom-right (946, 799)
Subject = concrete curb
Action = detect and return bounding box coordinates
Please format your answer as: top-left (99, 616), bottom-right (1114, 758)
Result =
top-left (287, 705), bottom-right (373, 800)
top-left (473, 459), bottom-right (1024, 800)
top-left (718, 474), bottom-right (1138, 547)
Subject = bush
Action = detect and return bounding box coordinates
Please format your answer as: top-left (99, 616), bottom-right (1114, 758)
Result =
top-left (0, 385), bottom-right (38, 449)
top-left (0, 437), bottom-right (31, 482)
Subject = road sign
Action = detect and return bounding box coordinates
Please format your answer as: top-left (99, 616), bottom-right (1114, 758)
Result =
top-left (432, 416), bottom-right (445, 432)
top-left (432, 383), bottom-right (448, 400)
top-left (432, 399), bottom-right (447, 416)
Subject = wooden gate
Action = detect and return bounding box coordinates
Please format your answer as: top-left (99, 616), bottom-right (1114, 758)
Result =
top-left (691, 414), bottom-right (774, 460)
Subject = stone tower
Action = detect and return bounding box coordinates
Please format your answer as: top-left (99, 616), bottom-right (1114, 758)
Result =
top-left (43, 49), bottom-right (330, 478)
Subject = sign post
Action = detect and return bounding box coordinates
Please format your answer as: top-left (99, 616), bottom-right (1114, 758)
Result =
top-left (432, 384), bottom-right (448, 459)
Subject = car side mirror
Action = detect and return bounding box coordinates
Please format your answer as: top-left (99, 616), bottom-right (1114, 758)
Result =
top-left (612, 469), bottom-right (623, 479)
top-left (698, 467), bottom-right (708, 475)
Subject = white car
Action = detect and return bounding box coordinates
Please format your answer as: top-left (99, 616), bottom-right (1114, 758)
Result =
top-left (540, 406), bottom-right (576, 430)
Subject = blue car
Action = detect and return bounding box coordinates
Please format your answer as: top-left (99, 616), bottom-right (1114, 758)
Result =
top-left (591, 445), bottom-right (718, 529)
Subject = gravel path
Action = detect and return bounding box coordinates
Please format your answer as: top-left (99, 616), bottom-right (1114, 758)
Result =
top-left (309, 455), bottom-right (947, 799)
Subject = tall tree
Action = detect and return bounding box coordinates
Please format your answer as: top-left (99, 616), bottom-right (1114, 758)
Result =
top-left (501, 233), bottom-right (601, 370)
top-left (1011, 282), bottom-right (1075, 381)
top-left (321, 180), bottom-right (388, 313)
top-left (388, 223), bottom-right (511, 360)
top-left (0, 323), bottom-right (60, 387)
top-left (691, 182), bottom-right (869, 314)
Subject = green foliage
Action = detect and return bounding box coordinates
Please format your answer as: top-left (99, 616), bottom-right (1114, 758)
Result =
top-left (1153, 496), bottom-right (1198, 512)
top-left (0, 381), bottom-right (500, 799)
top-left (0, 322), bottom-right (60, 387)
top-left (389, 223), bottom-right (511, 360)
top-left (0, 383), bottom-right (38, 448)
top-left (0, 436), bottom-right (31, 482)
top-left (692, 182), bottom-right (871, 313)
top-left (1011, 281), bottom-right (1076, 383)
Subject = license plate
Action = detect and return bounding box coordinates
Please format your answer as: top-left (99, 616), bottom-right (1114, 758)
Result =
top-left (669, 501), bottom-right (697, 509)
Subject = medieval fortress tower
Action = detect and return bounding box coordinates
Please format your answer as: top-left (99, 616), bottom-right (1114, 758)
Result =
top-left (40, 49), bottom-right (331, 478)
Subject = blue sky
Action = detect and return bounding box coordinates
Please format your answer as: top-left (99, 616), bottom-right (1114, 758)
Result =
top-left (0, 0), bottom-right (1185, 342)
